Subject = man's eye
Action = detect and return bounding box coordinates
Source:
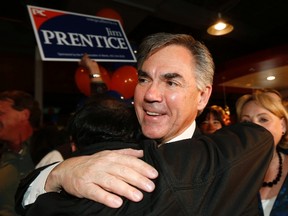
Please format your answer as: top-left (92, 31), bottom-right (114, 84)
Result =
top-left (167, 80), bottom-right (178, 86)
top-left (138, 77), bottom-right (147, 83)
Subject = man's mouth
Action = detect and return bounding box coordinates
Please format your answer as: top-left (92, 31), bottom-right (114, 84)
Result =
top-left (146, 111), bottom-right (162, 116)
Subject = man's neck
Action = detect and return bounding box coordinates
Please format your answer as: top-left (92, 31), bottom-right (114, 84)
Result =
top-left (9, 140), bottom-right (24, 153)
top-left (9, 126), bottom-right (33, 153)
top-left (158, 121), bottom-right (196, 147)
top-left (168, 121), bottom-right (196, 143)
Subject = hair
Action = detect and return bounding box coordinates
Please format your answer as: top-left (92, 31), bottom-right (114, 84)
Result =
top-left (197, 105), bottom-right (226, 127)
top-left (0, 90), bottom-right (41, 129)
top-left (236, 91), bottom-right (288, 149)
top-left (253, 88), bottom-right (282, 100)
top-left (67, 95), bottom-right (140, 150)
top-left (136, 32), bottom-right (215, 92)
top-left (30, 125), bottom-right (70, 165)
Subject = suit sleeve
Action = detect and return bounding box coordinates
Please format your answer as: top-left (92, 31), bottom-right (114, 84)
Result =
top-left (15, 162), bottom-right (58, 215)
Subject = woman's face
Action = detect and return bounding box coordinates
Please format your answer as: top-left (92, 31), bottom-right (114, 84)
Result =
top-left (240, 100), bottom-right (286, 146)
top-left (200, 113), bottom-right (222, 134)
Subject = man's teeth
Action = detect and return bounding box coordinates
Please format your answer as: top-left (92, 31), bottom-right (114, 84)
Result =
top-left (147, 111), bottom-right (161, 116)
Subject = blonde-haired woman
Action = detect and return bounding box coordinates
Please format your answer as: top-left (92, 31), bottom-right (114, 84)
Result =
top-left (236, 90), bottom-right (288, 215)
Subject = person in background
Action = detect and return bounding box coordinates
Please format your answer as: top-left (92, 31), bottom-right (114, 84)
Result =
top-left (196, 105), bottom-right (226, 134)
top-left (31, 53), bottom-right (109, 170)
top-left (29, 126), bottom-right (73, 169)
top-left (236, 90), bottom-right (288, 216)
top-left (80, 53), bottom-right (108, 95)
top-left (0, 90), bottom-right (41, 216)
top-left (254, 88), bottom-right (283, 101)
top-left (255, 88), bottom-right (288, 112)
top-left (16, 33), bottom-right (274, 215)
top-left (283, 99), bottom-right (288, 111)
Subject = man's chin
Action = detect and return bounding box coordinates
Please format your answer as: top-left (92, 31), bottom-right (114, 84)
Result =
top-left (142, 130), bottom-right (164, 140)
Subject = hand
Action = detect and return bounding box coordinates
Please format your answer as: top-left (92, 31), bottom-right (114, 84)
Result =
top-left (79, 53), bottom-right (100, 74)
top-left (79, 53), bottom-right (103, 82)
top-left (45, 148), bottom-right (158, 208)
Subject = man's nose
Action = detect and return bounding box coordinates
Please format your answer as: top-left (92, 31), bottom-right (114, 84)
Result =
top-left (144, 83), bottom-right (162, 102)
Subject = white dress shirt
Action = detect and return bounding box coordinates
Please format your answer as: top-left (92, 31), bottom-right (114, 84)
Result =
top-left (35, 150), bottom-right (64, 169)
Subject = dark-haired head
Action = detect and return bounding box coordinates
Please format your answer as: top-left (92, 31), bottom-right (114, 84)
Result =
top-left (68, 95), bottom-right (140, 150)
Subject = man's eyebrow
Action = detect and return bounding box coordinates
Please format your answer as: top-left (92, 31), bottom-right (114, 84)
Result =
top-left (138, 70), bottom-right (183, 79)
top-left (163, 73), bottom-right (182, 79)
top-left (138, 70), bottom-right (148, 77)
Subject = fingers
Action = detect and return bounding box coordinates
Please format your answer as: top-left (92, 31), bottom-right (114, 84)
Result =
top-left (76, 183), bottom-right (124, 208)
top-left (45, 149), bottom-right (158, 208)
top-left (79, 53), bottom-right (99, 71)
top-left (108, 149), bottom-right (158, 180)
top-left (79, 53), bottom-right (88, 66)
top-left (92, 160), bottom-right (155, 197)
top-left (79, 177), bottom-right (145, 208)
top-left (116, 148), bottom-right (144, 157)
top-left (87, 150), bottom-right (158, 194)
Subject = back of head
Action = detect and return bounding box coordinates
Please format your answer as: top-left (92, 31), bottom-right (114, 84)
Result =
top-left (137, 32), bottom-right (214, 92)
top-left (0, 90), bottom-right (41, 129)
top-left (68, 95), bottom-right (139, 150)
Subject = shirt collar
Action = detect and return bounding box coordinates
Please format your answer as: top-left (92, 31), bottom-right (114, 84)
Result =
top-left (167, 121), bottom-right (196, 143)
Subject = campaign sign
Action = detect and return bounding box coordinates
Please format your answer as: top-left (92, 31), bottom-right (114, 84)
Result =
top-left (27, 5), bottom-right (137, 62)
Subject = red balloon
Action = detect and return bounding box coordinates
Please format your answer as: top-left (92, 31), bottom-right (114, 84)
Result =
top-left (99, 65), bottom-right (111, 90)
top-left (110, 65), bottom-right (138, 99)
top-left (74, 66), bottom-right (91, 96)
top-left (96, 8), bottom-right (124, 27)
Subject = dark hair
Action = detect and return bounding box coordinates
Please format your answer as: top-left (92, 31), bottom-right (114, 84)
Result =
top-left (0, 90), bottom-right (41, 129)
top-left (30, 126), bottom-right (70, 165)
top-left (67, 95), bottom-right (139, 150)
top-left (196, 105), bottom-right (225, 127)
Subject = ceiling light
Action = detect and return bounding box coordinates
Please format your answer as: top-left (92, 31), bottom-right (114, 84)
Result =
top-left (266, 76), bottom-right (275, 81)
top-left (207, 13), bottom-right (234, 36)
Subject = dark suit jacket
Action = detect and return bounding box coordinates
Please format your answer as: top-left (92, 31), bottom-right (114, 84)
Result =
top-left (16, 122), bottom-right (274, 216)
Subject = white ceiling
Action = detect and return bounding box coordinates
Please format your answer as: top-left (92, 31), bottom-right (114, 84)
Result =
top-left (220, 67), bottom-right (288, 99)
top-left (220, 65), bottom-right (288, 90)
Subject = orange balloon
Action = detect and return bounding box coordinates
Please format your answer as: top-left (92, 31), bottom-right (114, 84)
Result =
top-left (74, 66), bottom-right (91, 96)
top-left (96, 8), bottom-right (124, 27)
top-left (110, 65), bottom-right (138, 99)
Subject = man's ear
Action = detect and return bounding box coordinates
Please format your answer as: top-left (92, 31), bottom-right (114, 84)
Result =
top-left (197, 85), bottom-right (212, 110)
top-left (20, 109), bottom-right (30, 121)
